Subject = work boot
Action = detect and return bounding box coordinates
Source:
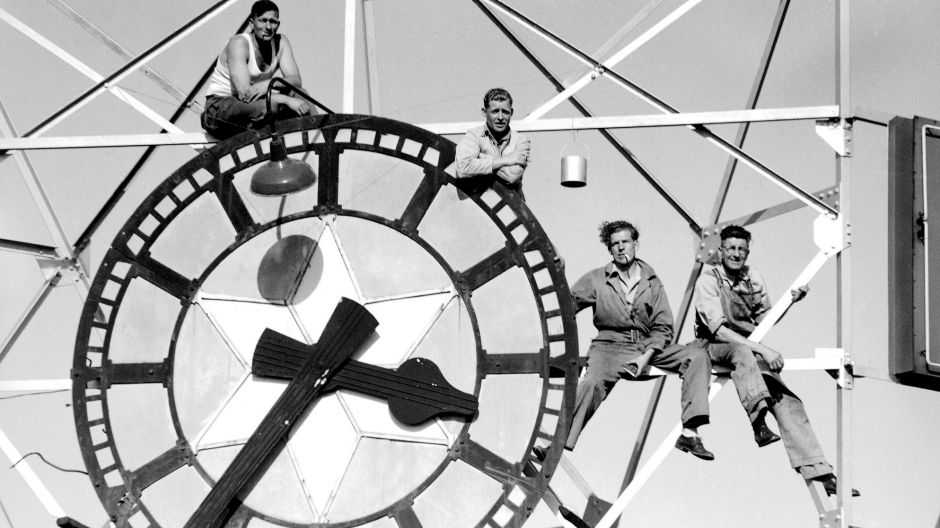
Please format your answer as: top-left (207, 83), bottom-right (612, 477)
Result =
top-left (674, 434), bottom-right (714, 461)
top-left (752, 421), bottom-right (782, 447)
top-left (820, 475), bottom-right (861, 497)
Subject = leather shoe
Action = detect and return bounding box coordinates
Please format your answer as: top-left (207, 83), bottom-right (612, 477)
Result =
top-left (532, 445), bottom-right (548, 463)
top-left (820, 476), bottom-right (861, 497)
top-left (753, 422), bottom-right (781, 447)
top-left (674, 434), bottom-right (714, 461)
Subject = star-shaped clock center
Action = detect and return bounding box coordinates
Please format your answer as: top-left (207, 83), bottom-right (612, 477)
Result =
top-left (172, 216), bottom-right (476, 524)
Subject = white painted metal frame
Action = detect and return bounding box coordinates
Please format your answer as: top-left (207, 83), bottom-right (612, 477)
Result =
top-left (0, 1), bottom-right (869, 526)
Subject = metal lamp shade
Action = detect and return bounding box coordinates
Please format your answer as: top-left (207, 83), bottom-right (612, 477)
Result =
top-left (250, 134), bottom-right (316, 196)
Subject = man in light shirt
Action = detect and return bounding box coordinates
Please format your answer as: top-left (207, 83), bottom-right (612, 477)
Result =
top-left (455, 88), bottom-right (531, 198)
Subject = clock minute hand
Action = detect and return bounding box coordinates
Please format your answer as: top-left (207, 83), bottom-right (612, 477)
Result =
top-left (184, 297), bottom-right (378, 528)
top-left (253, 332), bottom-right (478, 425)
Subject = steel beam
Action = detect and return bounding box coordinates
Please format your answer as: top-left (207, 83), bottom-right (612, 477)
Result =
top-left (362, 0), bottom-right (381, 115)
top-left (482, 0), bottom-right (838, 218)
top-left (0, 7), bottom-right (183, 134)
top-left (709, 0), bottom-right (792, 223)
top-left (20, 0), bottom-right (238, 139)
top-left (517, 0), bottom-right (704, 121)
top-left (43, 0), bottom-right (204, 113)
top-left (0, 106), bottom-right (840, 151)
top-left (343, 0), bottom-right (358, 112)
top-left (0, 272), bottom-right (62, 367)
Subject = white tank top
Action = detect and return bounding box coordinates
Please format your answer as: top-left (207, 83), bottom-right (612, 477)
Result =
top-left (206, 33), bottom-right (283, 98)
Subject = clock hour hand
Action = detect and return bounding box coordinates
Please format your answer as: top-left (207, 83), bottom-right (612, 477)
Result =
top-left (185, 297), bottom-right (378, 528)
top-left (253, 330), bottom-right (478, 425)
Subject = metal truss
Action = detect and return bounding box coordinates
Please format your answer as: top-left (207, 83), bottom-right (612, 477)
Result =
top-left (0, 0), bottom-right (867, 526)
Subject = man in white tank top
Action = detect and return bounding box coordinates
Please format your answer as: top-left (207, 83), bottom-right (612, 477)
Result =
top-left (201, 0), bottom-right (312, 139)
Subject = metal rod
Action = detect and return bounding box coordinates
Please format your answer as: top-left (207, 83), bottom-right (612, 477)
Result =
top-left (43, 0), bottom-right (204, 112)
top-left (0, 237), bottom-right (58, 259)
top-left (483, 0), bottom-right (838, 218)
top-left (0, 8), bottom-right (183, 133)
top-left (558, 0), bottom-right (664, 87)
top-left (21, 0), bottom-right (238, 139)
top-left (708, 0), bottom-right (791, 224)
top-left (362, 0), bottom-right (381, 115)
top-left (0, 98), bottom-right (76, 265)
top-left (0, 106), bottom-right (840, 151)
top-left (0, 272), bottom-right (62, 372)
top-left (520, 0), bottom-right (704, 121)
top-left (473, 0), bottom-right (702, 233)
top-left (343, 0), bottom-right (357, 112)
top-left (0, 426), bottom-right (66, 519)
top-left (714, 184), bottom-right (838, 229)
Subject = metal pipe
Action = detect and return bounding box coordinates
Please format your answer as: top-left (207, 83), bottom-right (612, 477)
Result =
top-left (473, 0), bottom-right (702, 233)
top-left (43, 0), bottom-right (204, 112)
top-left (21, 0), bottom-right (239, 139)
top-left (708, 0), bottom-right (792, 224)
top-left (483, 0), bottom-right (838, 218)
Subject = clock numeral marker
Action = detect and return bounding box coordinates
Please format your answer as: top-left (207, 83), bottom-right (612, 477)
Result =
top-left (457, 437), bottom-right (538, 493)
top-left (122, 251), bottom-right (195, 301)
top-left (317, 148), bottom-right (341, 207)
top-left (483, 352), bottom-right (544, 376)
top-left (458, 245), bottom-right (520, 292)
top-left (391, 505), bottom-right (424, 528)
top-left (104, 360), bottom-right (170, 388)
top-left (398, 169), bottom-right (444, 234)
top-left (214, 175), bottom-right (256, 234)
top-left (127, 440), bottom-right (193, 492)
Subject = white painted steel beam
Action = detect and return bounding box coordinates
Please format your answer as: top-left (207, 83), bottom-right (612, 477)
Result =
top-left (43, 0), bottom-right (203, 112)
top-left (19, 0), bottom-right (238, 139)
top-left (0, 133), bottom-right (214, 151)
top-left (423, 106), bottom-right (839, 135)
top-left (0, 426), bottom-right (66, 519)
top-left (343, 0), bottom-right (358, 112)
top-left (0, 107), bottom-right (838, 151)
top-left (520, 0), bottom-right (704, 121)
top-left (362, 0), bottom-right (381, 115)
top-left (0, 8), bottom-right (183, 134)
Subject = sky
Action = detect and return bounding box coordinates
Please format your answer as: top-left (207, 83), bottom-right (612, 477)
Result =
top-left (2, 0), bottom-right (940, 527)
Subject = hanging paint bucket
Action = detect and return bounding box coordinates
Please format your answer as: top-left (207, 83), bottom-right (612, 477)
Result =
top-left (560, 133), bottom-right (588, 187)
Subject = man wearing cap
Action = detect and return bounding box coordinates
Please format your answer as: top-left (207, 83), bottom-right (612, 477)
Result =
top-left (693, 224), bottom-right (859, 496)
top-left (455, 88), bottom-right (531, 198)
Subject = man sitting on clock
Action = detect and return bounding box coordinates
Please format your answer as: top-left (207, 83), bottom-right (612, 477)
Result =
top-left (455, 88), bottom-right (531, 199)
top-left (534, 220), bottom-right (716, 462)
top-left (201, 0), bottom-right (313, 139)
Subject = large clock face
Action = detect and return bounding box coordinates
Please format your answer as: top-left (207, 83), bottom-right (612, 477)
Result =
top-left (72, 115), bottom-right (579, 527)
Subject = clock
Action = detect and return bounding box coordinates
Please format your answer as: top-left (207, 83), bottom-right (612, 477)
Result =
top-left (71, 114), bottom-right (579, 527)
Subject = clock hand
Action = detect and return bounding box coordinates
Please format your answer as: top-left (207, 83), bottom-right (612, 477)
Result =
top-left (184, 297), bottom-right (378, 528)
top-left (253, 329), bottom-right (478, 425)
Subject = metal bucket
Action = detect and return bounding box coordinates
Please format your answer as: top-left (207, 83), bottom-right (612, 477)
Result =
top-left (560, 154), bottom-right (587, 187)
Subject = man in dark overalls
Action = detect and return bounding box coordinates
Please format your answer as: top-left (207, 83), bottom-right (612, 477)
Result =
top-left (692, 224), bottom-right (858, 496)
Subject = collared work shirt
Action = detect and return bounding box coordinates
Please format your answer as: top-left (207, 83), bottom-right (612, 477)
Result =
top-left (455, 124), bottom-right (531, 191)
top-left (693, 264), bottom-right (771, 339)
top-left (571, 259), bottom-right (674, 352)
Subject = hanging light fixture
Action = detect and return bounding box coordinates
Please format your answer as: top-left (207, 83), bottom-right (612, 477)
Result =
top-left (250, 78), bottom-right (330, 196)
top-left (250, 132), bottom-right (316, 195)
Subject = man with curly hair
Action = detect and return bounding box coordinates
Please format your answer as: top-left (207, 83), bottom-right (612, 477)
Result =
top-left (535, 220), bottom-right (715, 462)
